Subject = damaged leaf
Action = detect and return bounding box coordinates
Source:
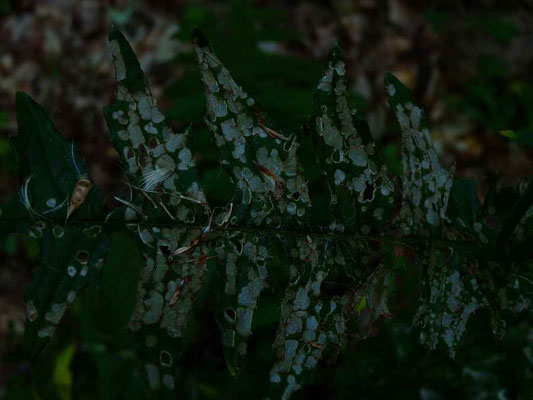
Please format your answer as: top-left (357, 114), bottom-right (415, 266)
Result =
top-left (2, 25), bottom-right (533, 400)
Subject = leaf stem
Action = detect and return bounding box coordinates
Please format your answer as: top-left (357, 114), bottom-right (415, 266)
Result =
top-left (0, 215), bottom-right (482, 255)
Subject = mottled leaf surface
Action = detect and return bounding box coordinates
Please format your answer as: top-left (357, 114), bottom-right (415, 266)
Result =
top-left (385, 73), bottom-right (454, 234)
top-left (268, 236), bottom-right (346, 399)
top-left (193, 29), bottom-right (310, 228)
top-left (312, 46), bottom-right (395, 233)
top-left (4, 25), bottom-right (533, 400)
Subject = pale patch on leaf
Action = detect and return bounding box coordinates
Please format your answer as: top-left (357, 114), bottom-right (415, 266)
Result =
top-left (385, 73), bottom-right (454, 235)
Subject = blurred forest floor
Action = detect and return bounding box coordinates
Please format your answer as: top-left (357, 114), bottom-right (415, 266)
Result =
top-left (2, 1), bottom-right (533, 399)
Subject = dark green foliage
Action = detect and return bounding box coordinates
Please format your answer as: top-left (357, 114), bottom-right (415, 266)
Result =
top-left (2, 25), bottom-right (533, 400)
top-left (6, 93), bottom-right (110, 359)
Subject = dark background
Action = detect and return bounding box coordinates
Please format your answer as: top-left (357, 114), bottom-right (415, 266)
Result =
top-left (1, 0), bottom-right (533, 399)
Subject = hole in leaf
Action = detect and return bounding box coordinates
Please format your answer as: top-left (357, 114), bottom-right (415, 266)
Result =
top-left (148, 138), bottom-right (158, 149)
top-left (230, 239), bottom-right (243, 255)
top-left (363, 184), bottom-right (375, 202)
top-left (159, 245), bottom-right (171, 258)
top-left (76, 251), bottom-right (89, 264)
top-left (159, 350), bottom-right (173, 367)
top-left (224, 308), bottom-right (236, 324)
top-left (291, 191), bottom-right (301, 201)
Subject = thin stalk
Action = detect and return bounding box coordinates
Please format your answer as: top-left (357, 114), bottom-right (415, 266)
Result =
top-left (0, 215), bottom-right (482, 255)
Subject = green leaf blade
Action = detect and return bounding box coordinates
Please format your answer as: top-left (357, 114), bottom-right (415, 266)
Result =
top-left (214, 232), bottom-right (270, 375)
top-left (268, 237), bottom-right (346, 399)
top-left (311, 47), bottom-right (396, 233)
top-left (193, 29), bottom-right (311, 228)
top-left (9, 93), bottom-right (110, 358)
top-left (105, 28), bottom-right (206, 209)
top-left (385, 72), bottom-right (454, 234)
